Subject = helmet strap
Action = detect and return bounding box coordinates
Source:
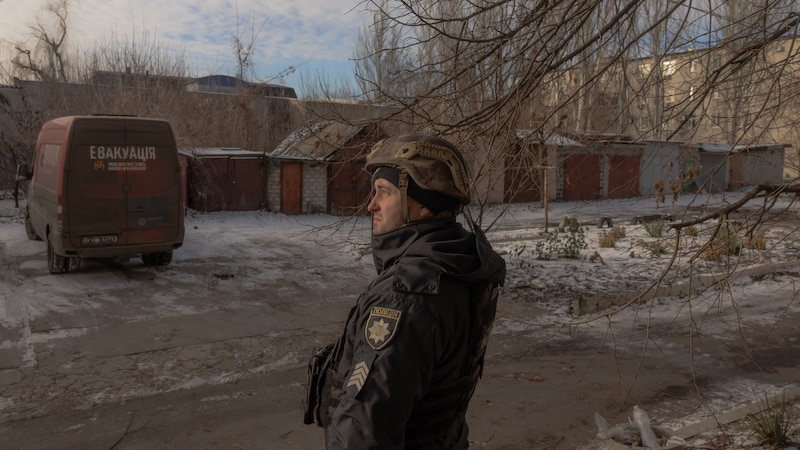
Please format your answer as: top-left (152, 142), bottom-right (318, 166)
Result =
top-left (398, 171), bottom-right (409, 224)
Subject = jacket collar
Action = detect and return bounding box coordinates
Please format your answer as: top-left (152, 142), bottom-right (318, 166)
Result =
top-left (371, 218), bottom-right (456, 275)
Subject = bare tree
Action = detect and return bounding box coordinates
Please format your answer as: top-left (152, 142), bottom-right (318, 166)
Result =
top-left (82, 29), bottom-right (189, 81)
top-left (227, 7), bottom-right (267, 82)
top-left (0, 1), bottom-right (309, 194)
top-left (11, 0), bottom-right (71, 82)
top-left (357, 0), bottom-right (799, 143)
top-left (354, 0), bottom-right (414, 102)
top-left (354, 0), bottom-right (800, 408)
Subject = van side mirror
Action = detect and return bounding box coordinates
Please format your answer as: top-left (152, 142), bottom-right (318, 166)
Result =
top-left (16, 163), bottom-right (31, 181)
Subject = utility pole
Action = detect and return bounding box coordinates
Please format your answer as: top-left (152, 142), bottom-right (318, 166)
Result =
top-left (535, 165), bottom-right (555, 232)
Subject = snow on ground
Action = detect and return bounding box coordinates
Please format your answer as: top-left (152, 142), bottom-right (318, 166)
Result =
top-left (2, 188), bottom-right (800, 447)
top-left (2, 187), bottom-right (799, 349)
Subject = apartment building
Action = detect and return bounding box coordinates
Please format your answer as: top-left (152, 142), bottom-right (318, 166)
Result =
top-left (545, 36), bottom-right (800, 178)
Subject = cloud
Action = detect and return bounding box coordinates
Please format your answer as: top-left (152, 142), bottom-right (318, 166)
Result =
top-left (0, 0), bottom-right (364, 83)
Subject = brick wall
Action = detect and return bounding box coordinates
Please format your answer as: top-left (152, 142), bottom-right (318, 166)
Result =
top-left (302, 165), bottom-right (328, 214)
top-left (266, 161), bottom-right (329, 214)
top-left (266, 162), bottom-right (281, 212)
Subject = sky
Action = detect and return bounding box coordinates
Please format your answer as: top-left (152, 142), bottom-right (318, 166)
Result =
top-left (0, 0), bottom-right (368, 94)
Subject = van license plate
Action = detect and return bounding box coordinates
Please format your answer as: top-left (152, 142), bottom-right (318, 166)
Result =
top-left (81, 235), bottom-right (118, 245)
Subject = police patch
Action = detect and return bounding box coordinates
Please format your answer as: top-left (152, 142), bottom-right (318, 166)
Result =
top-left (365, 306), bottom-right (401, 350)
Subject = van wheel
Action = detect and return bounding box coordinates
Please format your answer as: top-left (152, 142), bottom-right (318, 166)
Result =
top-left (142, 251), bottom-right (172, 266)
top-left (66, 256), bottom-right (81, 272)
top-left (25, 209), bottom-right (41, 241)
top-left (47, 239), bottom-right (68, 274)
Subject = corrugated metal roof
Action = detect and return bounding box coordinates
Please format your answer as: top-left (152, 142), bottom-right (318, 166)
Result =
top-left (183, 147), bottom-right (264, 158)
top-left (270, 121), bottom-right (366, 161)
top-left (697, 143), bottom-right (732, 153)
top-left (516, 129), bottom-right (584, 147)
top-left (733, 143), bottom-right (788, 152)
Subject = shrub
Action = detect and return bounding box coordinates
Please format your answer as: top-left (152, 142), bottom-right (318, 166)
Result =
top-left (746, 229), bottom-right (767, 251)
top-left (702, 245), bottom-right (723, 261)
top-left (701, 223), bottom-right (743, 261)
top-left (637, 238), bottom-right (669, 256)
top-left (561, 227), bottom-right (588, 259)
top-left (643, 220), bottom-right (665, 238)
top-left (611, 226), bottom-right (626, 239)
top-left (558, 217), bottom-right (580, 232)
top-left (740, 394), bottom-right (791, 447)
top-left (535, 228), bottom-right (588, 260)
top-left (646, 240), bottom-right (669, 255)
top-left (598, 231), bottom-right (616, 248)
top-left (714, 223), bottom-right (742, 255)
top-left (534, 234), bottom-right (560, 260)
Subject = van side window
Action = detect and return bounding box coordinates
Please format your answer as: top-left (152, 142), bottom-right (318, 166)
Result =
top-left (35, 143), bottom-right (61, 189)
top-left (41, 144), bottom-right (60, 169)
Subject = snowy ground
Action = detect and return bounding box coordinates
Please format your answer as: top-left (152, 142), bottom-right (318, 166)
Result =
top-left (482, 191), bottom-right (800, 449)
top-left (2, 188), bottom-right (800, 448)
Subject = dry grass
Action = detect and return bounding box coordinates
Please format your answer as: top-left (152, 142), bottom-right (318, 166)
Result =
top-left (598, 231), bottom-right (616, 248)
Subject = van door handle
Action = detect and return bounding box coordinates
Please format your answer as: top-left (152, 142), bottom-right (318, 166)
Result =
top-left (131, 206), bottom-right (145, 212)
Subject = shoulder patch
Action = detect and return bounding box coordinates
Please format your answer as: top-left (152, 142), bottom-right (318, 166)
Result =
top-left (364, 306), bottom-right (402, 350)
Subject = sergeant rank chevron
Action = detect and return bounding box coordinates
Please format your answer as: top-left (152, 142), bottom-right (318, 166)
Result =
top-left (346, 361), bottom-right (370, 393)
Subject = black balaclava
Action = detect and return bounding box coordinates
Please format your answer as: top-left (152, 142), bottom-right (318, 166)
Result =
top-left (372, 167), bottom-right (460, 215)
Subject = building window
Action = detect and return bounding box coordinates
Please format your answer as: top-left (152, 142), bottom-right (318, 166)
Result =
top-left (664, 88), bottom-right (677, 108)
top-left (662, 60), bottom-right (677, 77)
top-left (711, 54), bottom-right (722, 70)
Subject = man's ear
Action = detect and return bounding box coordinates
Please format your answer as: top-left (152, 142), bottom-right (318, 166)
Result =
top-left (407, 197), bottom-right (434, 221)
top-left (418, 206), bottom-right (435, 219)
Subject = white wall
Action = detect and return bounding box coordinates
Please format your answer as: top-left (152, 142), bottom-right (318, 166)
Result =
top-left (302, 164), bottom-right (328, 214)
top-left (639, 142), bottom-right (683, 196)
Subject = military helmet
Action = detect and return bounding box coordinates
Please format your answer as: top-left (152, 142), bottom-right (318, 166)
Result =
top-left (365, 133), bottom-right (471, 205)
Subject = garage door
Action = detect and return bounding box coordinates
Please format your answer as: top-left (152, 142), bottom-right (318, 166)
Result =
top-left (563, 154), bottom-right (600, 202)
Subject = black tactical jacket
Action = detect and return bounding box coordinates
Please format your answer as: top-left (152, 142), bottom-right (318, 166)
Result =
top-left (324, 217), bottom-right (506, 449)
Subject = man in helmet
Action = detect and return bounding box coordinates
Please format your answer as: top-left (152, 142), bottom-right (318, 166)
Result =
top-left (304, 133), bottom-right (506, 449)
